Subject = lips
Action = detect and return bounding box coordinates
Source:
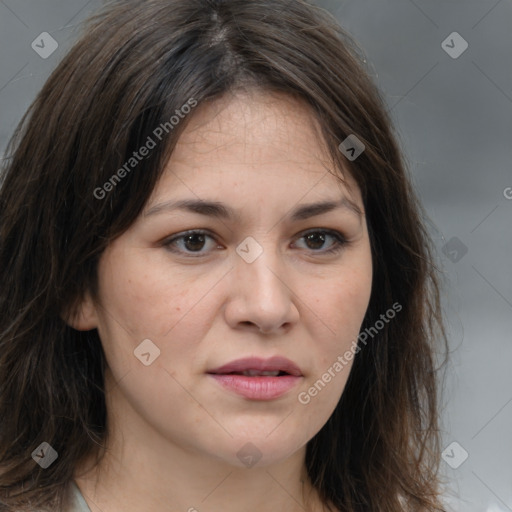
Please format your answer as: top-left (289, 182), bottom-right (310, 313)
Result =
top-left (207, 356), bottom-right (303, 400)
top-left (207, 356), bottom-right (303, 377)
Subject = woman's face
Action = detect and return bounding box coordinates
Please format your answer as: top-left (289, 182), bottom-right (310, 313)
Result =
top-left (75, 90), bottom-right (373, 468)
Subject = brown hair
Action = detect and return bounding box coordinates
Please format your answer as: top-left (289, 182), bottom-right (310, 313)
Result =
top-left (0, 0), bottom-right (448, 510)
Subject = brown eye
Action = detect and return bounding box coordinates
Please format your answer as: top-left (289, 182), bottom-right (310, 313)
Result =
top-left (182, 233), bottom-right (207, 252)
top-left (304, 232), bottom-right (327, 250)
top-left (294, 229), bottom-right (348, 254)
top-left (163, 230), bottom-right (218, 256)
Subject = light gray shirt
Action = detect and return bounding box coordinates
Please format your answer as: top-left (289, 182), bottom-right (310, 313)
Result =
top-left (66, 481), bottom-right (92, 512)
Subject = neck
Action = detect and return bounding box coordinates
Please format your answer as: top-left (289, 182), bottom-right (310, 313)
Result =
top-left (74, 448), bottom-right (325, 512)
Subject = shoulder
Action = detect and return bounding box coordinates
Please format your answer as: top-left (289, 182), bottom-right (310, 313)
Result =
top-left (62, 480), bottom-right (92, 512)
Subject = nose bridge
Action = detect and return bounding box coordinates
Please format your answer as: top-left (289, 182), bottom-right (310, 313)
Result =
top-left (231, 234), bottom-right (296, 332)
top-left (236, 234), bottom-right (286, 299)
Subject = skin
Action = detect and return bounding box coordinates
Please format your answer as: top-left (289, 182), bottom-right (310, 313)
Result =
top-left (70, 89), bottom-right (373, 512)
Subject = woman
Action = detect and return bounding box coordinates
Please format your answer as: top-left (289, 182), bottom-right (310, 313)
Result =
top-left (0, 0), bottom-right (448, 510)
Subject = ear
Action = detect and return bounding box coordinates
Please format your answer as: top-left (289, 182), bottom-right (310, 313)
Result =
top-left (61, 291), bottom-right (98, 331)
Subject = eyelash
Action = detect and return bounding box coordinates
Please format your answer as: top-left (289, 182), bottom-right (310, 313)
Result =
top-left (162, 229), bottom-right (349, 257)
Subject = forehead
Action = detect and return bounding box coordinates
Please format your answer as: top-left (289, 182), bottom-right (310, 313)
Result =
top-left (172, 89), bottom-right (335, 170)
top-left (140, 89), bottom-right (365, 229)
top-left (160, 89), bottom-right (361, 200)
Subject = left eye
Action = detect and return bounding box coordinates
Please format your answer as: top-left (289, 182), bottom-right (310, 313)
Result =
top-left (163, 229), bottom-right (347, 256)
top-left (294, 230), bottom-right (347, 253)
top-left (164, 231), bottom-right (219, 254)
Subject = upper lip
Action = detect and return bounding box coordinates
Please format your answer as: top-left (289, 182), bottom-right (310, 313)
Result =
top-left (207, 356), bottom-right (303, 377)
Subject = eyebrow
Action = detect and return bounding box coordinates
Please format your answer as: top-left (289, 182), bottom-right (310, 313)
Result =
top-left (144, 197), bottom-right (362, 221)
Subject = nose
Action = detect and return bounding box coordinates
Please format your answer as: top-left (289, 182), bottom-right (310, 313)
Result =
top-left (224, 241), bottom-right (299, 335)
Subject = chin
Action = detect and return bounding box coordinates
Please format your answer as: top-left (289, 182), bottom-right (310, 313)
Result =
top-left (209, 433), bottom-right (306, 470)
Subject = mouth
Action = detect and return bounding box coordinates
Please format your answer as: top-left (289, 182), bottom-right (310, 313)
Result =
top-left (206, 356), bottom-right (303, 400)
top-left (207, 356), bottom-right (303, 377)
top-left (213, 369), bottom-right (290, 377)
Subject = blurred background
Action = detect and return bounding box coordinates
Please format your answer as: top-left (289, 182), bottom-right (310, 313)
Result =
top-left (0, 1), bottom-right (511, 510)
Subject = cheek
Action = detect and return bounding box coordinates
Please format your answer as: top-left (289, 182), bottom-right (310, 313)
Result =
top-left (326, 267), bottom-right (372, 333)
top-left (311, 261), bottom-right (372, 373)
top-left (297, 271), bottom-right (371, 425)
top-left (94, 251), bottom-right (226, 375)
top-left (97, 249), bottom-right (209, 334)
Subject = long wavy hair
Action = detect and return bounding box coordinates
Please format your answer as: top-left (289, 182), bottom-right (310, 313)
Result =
top-left (0, 0), bottom-right (448, 510)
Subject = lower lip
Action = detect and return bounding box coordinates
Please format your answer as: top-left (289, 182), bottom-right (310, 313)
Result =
top-left (208, 374), bottom-right (302, 400)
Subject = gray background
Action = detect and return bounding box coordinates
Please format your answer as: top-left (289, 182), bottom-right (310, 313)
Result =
top-left (0, 1), bottom-right (511, 510)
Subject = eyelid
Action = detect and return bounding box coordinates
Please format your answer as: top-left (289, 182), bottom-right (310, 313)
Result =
top-left (162, 227), bottom-right (349, 257)
top-left (161, 229), bottom-right (219, 254)
top-left (293, 228), bottom-right (349, 255)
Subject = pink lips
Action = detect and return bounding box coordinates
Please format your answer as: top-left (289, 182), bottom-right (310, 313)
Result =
top-left (207, 356), bottom-right (303, 400)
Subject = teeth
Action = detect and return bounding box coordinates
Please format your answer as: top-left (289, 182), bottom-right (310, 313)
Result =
top-left (241, 370), bottom-right (280, 376)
